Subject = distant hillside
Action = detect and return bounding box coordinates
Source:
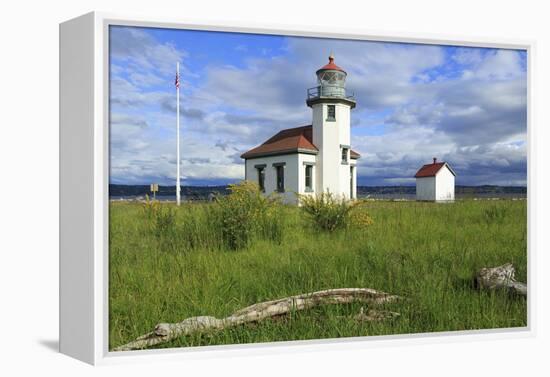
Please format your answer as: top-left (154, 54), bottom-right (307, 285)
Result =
top-left (110, 184), bottom-right (526, 200)
top-left (357, 185), bottom-right (526, 196)
top-left (110, 184), bottom-right (230, 200)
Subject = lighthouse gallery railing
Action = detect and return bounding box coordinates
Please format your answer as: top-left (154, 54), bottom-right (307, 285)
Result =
top-left (307, 85), bottom-right (355, 100)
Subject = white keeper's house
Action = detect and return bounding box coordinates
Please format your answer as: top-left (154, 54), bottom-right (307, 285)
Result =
top-left (241, 54), bottom-right (360, 203)
top-left (414, 158), bottom-right (456, 202)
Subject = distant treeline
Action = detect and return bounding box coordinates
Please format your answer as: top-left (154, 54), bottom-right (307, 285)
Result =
top-left (109, 184), bottom-right (526, 200)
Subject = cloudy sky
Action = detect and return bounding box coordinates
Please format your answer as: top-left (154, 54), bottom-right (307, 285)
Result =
top-left (109, 26), bottom-right (527, 186)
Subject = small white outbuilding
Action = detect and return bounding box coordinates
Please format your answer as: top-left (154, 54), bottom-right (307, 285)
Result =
top-left (414, 158), bottom-right (456, 202)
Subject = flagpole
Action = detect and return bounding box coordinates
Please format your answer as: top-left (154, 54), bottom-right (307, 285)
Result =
top-left (176, 62), bottom-right (181, 206)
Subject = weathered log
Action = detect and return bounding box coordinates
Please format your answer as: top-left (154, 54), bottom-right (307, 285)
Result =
top-left (476, 263), bottom-right (527, 296)
top-left (113, 288), bottom-right (400, 351)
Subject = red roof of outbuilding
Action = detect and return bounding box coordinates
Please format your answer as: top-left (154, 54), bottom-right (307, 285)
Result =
top-left (317, 55), bottom-right (346, 73)
top-left (414, 161), bottom-right (455, 178)
top-left (241, 125), bottom-right (360, 159)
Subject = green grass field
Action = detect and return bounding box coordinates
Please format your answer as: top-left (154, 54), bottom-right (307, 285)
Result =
top-left (109, 198), bottom-right (527, 351)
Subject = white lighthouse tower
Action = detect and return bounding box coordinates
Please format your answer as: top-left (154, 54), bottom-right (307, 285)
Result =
top-left (307, 54), bottom-right (358, 198)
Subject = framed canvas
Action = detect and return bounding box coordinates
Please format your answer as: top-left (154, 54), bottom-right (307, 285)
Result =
top-left (59, 12), bottom-right (534, 365)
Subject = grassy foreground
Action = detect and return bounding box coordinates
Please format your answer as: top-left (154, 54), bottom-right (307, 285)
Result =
top-left (109, 199), bottom-right (527, 350)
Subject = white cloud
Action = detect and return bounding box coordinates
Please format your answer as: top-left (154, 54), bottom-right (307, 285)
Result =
top-left (474, 49), bottom-right (525, 80)
top-left (110, 27), bottom-right (188, 75)
top-left (452, 48), bottom-right (484, 65)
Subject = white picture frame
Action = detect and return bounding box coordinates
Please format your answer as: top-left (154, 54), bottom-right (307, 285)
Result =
top-left (59, 11), bottom-right (535, 365)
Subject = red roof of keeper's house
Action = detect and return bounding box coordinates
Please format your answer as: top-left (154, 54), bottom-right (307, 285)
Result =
top-left (317, 54), bottom-right (346, 74)
top-left (414, 158), bottom-right (456, 178)
top-left (241, 125), bottom-right (361, 159)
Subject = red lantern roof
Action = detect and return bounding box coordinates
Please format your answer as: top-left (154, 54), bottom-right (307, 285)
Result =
top-left (317, 54), bottom-right (346, 74)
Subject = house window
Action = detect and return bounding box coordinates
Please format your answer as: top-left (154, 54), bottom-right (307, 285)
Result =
top-left (327, 105), bottom-right (336, 121)
top-left (275, 165), bottom-right (285, 192)
top-left (341, 147), bottom-right (349, 163)
top-left (256, 167), bottom-right (265, 192)
top-left (305, 165), bottom-right (313, 192)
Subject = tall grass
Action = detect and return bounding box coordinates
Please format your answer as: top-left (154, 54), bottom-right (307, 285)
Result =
top-left (483, 204), bottom-right (509, 224)
top-left (209, 181), bottom-right (284, 250)
top-left (109, 198), bottom-right (527, 350)
top-left (136, 182), bottom-right (285, 253)
top-left (298, 191), bottom-right (373, 232)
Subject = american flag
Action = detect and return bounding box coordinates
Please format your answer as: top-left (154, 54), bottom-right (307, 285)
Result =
top-left (175, 72), bottom-right (180, 89)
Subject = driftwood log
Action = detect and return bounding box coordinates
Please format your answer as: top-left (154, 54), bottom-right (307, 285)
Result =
top-left (114, 288), bottom-right (400, 351)
top-left (476, 263), bottom-right (527, 296)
